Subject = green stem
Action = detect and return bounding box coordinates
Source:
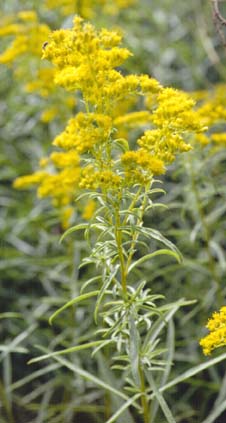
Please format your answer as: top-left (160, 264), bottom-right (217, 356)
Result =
top-left (114, 184), bottom-right (148, 297)
top-left (104, 391), bottom-right (111, 420)
top-left (139, 362), bottom-right (150, 423)
top-left (76, 0), bottom-right (82, 16)
top-left (125, 185), bottom-right (149, 274)
top-left (115, 206), bottom-right (127, 297)
top-left (122, 186), bottom-right (143, 227)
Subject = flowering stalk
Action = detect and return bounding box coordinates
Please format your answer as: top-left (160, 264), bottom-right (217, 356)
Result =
top-left (17, 17), bottom-right (206, 421)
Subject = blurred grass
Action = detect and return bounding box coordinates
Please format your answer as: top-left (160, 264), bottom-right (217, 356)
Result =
top-left (1, 0), bottom-right (226, 421)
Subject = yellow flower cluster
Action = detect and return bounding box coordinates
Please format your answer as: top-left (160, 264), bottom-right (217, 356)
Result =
top-left (211, 133), bottom-right (226, 146)
top-left (79, 166), bottom-right (122, 190)
top-left (60, 207), bottom-right (74, 229)
top-left (25, 68), bottom-right (56, 97)
top-left (40, 107), bottom-right (60, 123)
top-left (121, 150), bottom-right (165, 184)
top-left (44, 0), bottom-right (135, 18)
top-left (195, 84), bottom-right (226, 127)
top-left (193, 84), bottom-right (226, 149)
top-left (0, 11), bottom-right (50, 65)
top-left (82, 200), bottom-right (96, 220)
top-left (114, 111), bottom-right (152, 128)
top-left (14, 150), bottom-right (81, 208)
top-left (15, 17), bottom-right (204, 222)
top-left (138, 88), bottom-right (206, 163)
top-left (200, 307), bottom-right (226, 355)
top-left (42, 19), bottom-right (131, 107)
top-left (151, 88), bottom-right (201, 131)
top-left (42, 18), bottom-right (163, 111)
top-left (0, 11), bottom-right (76, 122)
top-left (53, 112), bottom-right (112, 153)
top-left (138, 130), bottom-right (192, 164)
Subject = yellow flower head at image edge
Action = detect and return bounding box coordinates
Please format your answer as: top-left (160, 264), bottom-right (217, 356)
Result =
top-left (200, 307), bottom-right (226, 355)
top-left (0, 11), bottom-right (50, 65)
top-left (44, 0), bottom-right (135, 18)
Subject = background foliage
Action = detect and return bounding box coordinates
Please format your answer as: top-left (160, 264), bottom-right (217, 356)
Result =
top-left (1, 0), bottom-right (226, 422)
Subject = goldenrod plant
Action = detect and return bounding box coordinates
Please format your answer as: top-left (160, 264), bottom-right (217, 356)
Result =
top-left (14, 17), bottom-right (204, 226)
top-left (14, 17), bottom-right (217, 423)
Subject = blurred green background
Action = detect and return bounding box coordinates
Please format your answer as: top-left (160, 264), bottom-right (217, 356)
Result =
top-left (1, 1), bottom-right (226, 422)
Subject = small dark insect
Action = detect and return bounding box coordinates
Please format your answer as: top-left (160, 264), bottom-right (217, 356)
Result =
top-left (42, 42), bottom-right (48, 50)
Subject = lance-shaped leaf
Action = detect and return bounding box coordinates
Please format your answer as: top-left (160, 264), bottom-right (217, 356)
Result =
top-left (49, 291), bottom-right (100, 325)
top-left (128, 248), bottom-right (181, 274)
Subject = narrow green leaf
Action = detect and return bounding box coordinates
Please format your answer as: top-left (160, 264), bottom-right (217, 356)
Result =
top-left (147, 373), bottom-right (176, 423)
top-left (0, 346), bottom-right (28, 353)
top-left (206, 203), bottom-right (226, 225)
top-left (106, 393), bottom-right (141, 423)
top-left (213, 368), bottom-right (226, 409)
top-left (49, 291), bottom-right (99, 325)
top-left (143, 301), bottom-right (182, 350)
top-left (9, 363), bottom-right (60, 392)
top-left (129, 313), bottom-right (140, 385)
top-left (119, 226), bottom-right (182, 261)
top-left (0, 313), bottom-right (23, 320)
top-left (153, 352), bottom-right (226, 397)
top-left (59, 223), bottom-right (89, 243)
top-left (146, 203), bottom-right (168, 211)
top-left (151, 319), bottom-right (175, 422)
top-left (28, 340), bottom-right (105, 364)
top-left (146, 228), bottom-right (183, 261)
top-left (92, 340), bottom-right (113, 356)
top-left (114, 138), bottom-right (129, 152)
top-left (94, 268), bottom-right (118, 323)
top-left (80, 275), bottom-right (102, 293)
top-left (96, 352), bottom-right (136, 423)
top-left (149, 188), bottom-right (166, 195)
top-left (128, 249), bottom-right (181, 273)
top-left (32, 349), bottom-right (135, 405)
top-left (0, 322), bottom-right (38, 364)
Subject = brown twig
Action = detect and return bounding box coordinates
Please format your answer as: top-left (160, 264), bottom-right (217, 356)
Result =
top-left (212, 0), bottom-right (226, 25)
top-left (211, 0), bottom-right (226, 47)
